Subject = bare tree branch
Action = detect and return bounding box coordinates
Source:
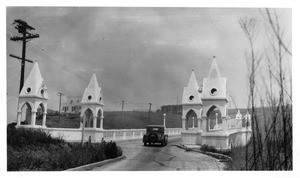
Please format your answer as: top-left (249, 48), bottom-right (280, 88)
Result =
top-left (266, 8), bottom-right (292, 56)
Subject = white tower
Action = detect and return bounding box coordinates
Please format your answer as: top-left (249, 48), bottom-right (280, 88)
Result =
top-left (181, 70), bottom-right (202, 131)
top-left (244, 111), bottom-right (251, 130)
top-left (16, 61), bottom-right (49, 128)
top-left (201, 57), bottom-right (228, 132)
top-left (235, 109), bottom-right (243, 128)
top-left (236, 109), bottom-right (242, 120)
top-left (80, 72), bottom-right (104, 129)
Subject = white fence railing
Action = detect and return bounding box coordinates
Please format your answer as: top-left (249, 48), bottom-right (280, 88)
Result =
top-left (22, 126), bottom-right (182, 142)
top-left (101, 128), bottom-right (181, 141)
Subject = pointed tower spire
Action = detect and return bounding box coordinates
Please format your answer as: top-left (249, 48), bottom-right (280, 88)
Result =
top-left (245, 110), bottom-right (251, 123)
top-left (88, 72), bottom-right (100, 90)
top-left (187, 70), bottom-right (199, 89)
top-left (208, 57), bottom-right (222, 81)
top-left (236, 109), bottom-right (242, 119)
top-left (182, 70), bottom-right (202, 105)
top-left (202, 57), bottom-right (227, 99)
top-left (19, 61), bottom-right (48, 99)
top-left (17, 60), bottom-right (49, 128)
top-left (81, 73), bottom-right (103, 105)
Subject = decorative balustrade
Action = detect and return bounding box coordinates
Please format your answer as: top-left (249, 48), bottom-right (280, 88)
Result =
top-left (102, 128), bottom-right (181, 141)
top-left (28, 126), bottom-right (181, 142)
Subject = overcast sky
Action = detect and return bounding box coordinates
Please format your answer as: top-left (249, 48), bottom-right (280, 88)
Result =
top-left (6, 7), bottom-right (291, 123)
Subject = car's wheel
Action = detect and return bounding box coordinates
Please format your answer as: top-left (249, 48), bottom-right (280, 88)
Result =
top-left (164, 138), bottom-right (168, 146)
top-left (149, 133), bottom-right (158, 143)
top-left (144, 142), bottom-right (147, 146)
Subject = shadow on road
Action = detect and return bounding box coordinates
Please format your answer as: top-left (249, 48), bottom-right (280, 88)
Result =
top-left (143, 144), bottom-right (165, 147)
top-left (143, 144), bottom-right (178, 147)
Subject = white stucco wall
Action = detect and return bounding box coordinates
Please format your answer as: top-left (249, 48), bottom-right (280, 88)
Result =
top-left (17, 126), bottom-right (182, 142)
top-left (181, 130), bottom-right (202, 145)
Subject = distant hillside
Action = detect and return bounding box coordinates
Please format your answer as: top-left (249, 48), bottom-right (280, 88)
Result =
top-left (160, 104), bottom-right (270, 119)
top-left (160, 105), bottom-right (182, 115)
top-left (38, 106), bottom-right (271, 130)
top-left (41, 111), bottom-right (181, 129)
top-left (104, 111), bottom-right (181, 129)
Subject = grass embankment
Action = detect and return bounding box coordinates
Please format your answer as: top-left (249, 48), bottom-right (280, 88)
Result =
top-left (7, 123), bottom-right (122, 171)
top-left (223, 139), bottom-right (259, 170)
top-left (104, 111), bottom-right (181, 129)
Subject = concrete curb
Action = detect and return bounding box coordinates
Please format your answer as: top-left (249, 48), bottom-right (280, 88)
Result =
top-left (66, 155), bottom-right (126, 171)
top-left (177, 144), bottom-right (232, 161)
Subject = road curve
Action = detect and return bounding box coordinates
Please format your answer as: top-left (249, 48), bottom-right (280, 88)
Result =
top-left (92, 137), bottom-right (225, 171)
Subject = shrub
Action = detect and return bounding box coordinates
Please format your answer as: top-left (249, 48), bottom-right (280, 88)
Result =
top-left (105, 141), bottom-right (118, 159)
top-left (7, 124), bottom-right (65, 148)
top-left (200, 144), bottom-right (216, 152)
top-left (200, 144), bottom-right (231, 156)
top-left (225, 145), bottom-right (247, 170)
top-left (7, 126), bottom-right (122, 171)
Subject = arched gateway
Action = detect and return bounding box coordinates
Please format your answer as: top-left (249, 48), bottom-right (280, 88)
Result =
top-left (80, 73), bottom-right (104, 130)
top-left (16, 61), bottom-right (49, 128)
top-left (181, 57), bottom-right (250, 149)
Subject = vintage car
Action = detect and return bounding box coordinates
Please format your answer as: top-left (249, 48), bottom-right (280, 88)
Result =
top-left (143, 125), bottom-right (168, 146)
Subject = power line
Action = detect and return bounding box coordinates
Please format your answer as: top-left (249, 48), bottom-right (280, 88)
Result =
top-left (31, 49), bottom-right (155, 109)
top-left (26, 44), bottom-right (90, 82)
top-left (8, 37), bottom-right (90, 82)
top-left (7, 65), bottom-right (20, 71)
top-left (36, 46), bottom-right (90, 79)
top-left (8, 30), bottom-right (165, 111)
top-left (27, 44), bottom-right (151, 108)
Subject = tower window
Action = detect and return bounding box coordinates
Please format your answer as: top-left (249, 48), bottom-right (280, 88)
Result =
top-left (198, 87), bottom-right (202, 93)
top-left (87, 95), bottom-right (92, 100)
top-left (189, 95), bottom-right (194, 101)
top-left (210, 88), bottom-right (218, 95)
top-left (26, 87), bottom-right (31, 94)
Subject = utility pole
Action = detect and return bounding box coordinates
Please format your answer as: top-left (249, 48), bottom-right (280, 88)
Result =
top-left (10, 19), bottom-right (39, 93)
top-left (148, 103), bottom-right (152, 125)
top-left (121, 100), bottom-right (125, 112)
top-left (163, 113), bottom-right (166, 129)
top-left (81, 115), bottom-right (86, 147)
top-left (121, 100), bottom-right (124, 128)
top-left (57, 92), bottom-right (63, 119)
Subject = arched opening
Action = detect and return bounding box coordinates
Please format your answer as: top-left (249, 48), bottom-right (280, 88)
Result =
top-left (206, 105), bottom-right (222, 130)
top-left (83, 108), bottom-right (93, 128)
top-left (228, 141), bottom-right (233, 149)
top-left (20, 102), bottom-right (32, 125)
top-left (185, 109), bottom-right (198, 130)
top-left (96, 108), bottom-right (103, 128)
top-left (35, 103), bottom-right (45, 126)
top-left (242, 118), bottom-right (251, 128)
top-left (242, 118), bottom-right (246, 127)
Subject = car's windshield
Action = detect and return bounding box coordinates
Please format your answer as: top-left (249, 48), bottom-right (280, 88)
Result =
top-left (147, 127), bottom-right (164, 133)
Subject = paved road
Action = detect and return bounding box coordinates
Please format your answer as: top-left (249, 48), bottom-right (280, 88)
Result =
top-left (93, 137), bottom-right (225, 171)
